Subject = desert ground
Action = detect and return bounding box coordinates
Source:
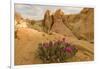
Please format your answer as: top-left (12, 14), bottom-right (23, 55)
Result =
top-left (14, 8), bottom-right (94, 65)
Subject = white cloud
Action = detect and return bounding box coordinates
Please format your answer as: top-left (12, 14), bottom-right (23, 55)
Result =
top-left (15, 4), bottom-right (83, 20)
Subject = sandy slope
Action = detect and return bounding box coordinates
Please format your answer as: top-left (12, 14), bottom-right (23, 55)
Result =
top-left (15, 28), bottom-right (93, 65)
top-left (15, 28), bottom-right (64, 65)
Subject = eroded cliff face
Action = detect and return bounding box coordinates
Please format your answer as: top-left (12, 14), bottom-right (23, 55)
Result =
top-left (43, 8), bottom-right (94, 43)
top-left (43, 10), bottom-right (53, 33)
top-left (51, 9), bottom-right (77, 39)
top-left (63, 8), bottom-right (94, 43)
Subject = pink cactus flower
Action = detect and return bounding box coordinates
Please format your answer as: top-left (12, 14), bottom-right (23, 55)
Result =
top-left (43, 43), bottom-right (49, 48)
top-left (65, 47), bottom-right (72, 53)
top-left (62, 38), bottom-right (66, 42)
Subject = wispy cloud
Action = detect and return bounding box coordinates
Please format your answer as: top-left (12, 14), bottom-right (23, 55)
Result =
top-left (15, 4), bottom-right (83, 20)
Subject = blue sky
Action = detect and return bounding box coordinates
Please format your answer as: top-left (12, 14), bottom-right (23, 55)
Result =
top-left (15, 4), bottom-right (83, 20)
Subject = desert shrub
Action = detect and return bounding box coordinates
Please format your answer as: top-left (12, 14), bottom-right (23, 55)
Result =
top-left (37, 38), bottom-right (78, 63)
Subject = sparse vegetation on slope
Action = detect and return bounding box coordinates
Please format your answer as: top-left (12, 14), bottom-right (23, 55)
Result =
top-left (14, 8), bottom-right (94, 65)
top-left (37, 38), bottom-right (78, 63)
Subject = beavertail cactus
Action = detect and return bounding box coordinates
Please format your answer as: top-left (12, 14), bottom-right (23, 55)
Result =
top-left (37, 38), bottom-right (78, 63)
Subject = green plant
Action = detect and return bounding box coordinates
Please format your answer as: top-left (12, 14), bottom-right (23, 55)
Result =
top-left (37, 38), bottom-right (78, 63)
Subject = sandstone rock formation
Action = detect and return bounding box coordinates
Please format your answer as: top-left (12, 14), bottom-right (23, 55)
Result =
top-left (15, 12), bottom-right (28, 30)
top-left (42, 8), bottom-right (94, 43)
top-left (51, 9), bottom-right (77, 39)
top-left (63, 8), bottom-right (94, 43)
top-left (43, 10), bottom-right (53, 33)
top-left (15, 12), bottom-right (23, 23)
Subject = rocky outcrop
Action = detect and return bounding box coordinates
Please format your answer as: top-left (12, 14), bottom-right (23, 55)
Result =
top-left (15, 8), bottom-right (94, 43)
top-left (15, 12), bottom-right (23, 24)
top-left (63, 8), bottom-right (94, 43)
top-left (42, 8), bottom-right (94, 42)
top-left (51, 9), bottom-right (77, 39)
top-left (42, 10), bottom-right (53, 33)
top-left (15, 12), bottom-right (28, 30)
top-left (42, 9), bottom-right (77, 39)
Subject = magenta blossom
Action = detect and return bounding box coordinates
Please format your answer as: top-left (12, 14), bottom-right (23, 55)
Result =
top-left (65, 47), bottom-right (73, 53)
top-left (43, 43), bottom-right (49, 48)
top-left (49, 41), bottom-right (53, 46)
top-left (62, 38), bottom-right (66, 42)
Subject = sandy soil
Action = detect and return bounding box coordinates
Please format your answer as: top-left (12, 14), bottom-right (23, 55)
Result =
top-left (15, 28), bottom-right (94, 65)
